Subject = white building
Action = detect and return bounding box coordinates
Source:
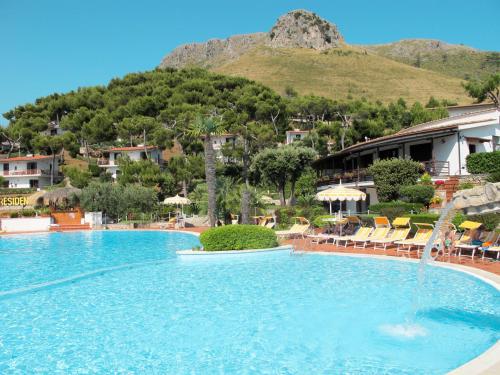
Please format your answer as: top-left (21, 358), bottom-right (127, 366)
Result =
top-left (0, 154), bottom-right (62, 188)
top-left (42, 121), bottom-right (66, 137)
top-left (286, 129), bottom-right (309, 145)
top-left (314, 104), bottom-right (500, 213)
top-left (97, 146), bottom-right (163, 180)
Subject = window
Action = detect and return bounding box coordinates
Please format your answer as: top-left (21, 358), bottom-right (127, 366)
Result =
top-left (29, 180), bottom-right (39, 188)
top-left (468, 143), bottom-right (477, 154)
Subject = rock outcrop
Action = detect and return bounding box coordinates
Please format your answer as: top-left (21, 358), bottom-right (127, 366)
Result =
top-left (452, 182), bottom-right (500, 215)
top-left (160, 33), bottom-right (266, 69)
top-left (160, 10), bottom-right (343, 69)
top-left (266, 10), bottom-right (343, 50)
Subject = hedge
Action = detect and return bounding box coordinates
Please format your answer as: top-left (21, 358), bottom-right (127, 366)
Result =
top-left (313, 215), bottom-right (336, 228)
top-left (466, 151), bottom-right (500, 174)
top-left (0, 188), bottom-right (36, 195)
top-left (199, 225), bottom-right (278, 251)
top-left (399, 185), bottom-right (435, 206)
top-left (369, 201), bottom-right (424, 214)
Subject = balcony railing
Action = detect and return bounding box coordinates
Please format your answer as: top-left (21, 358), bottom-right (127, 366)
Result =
top-left (317, 160), bottom-right (450, 187)
top-left (97, 159), bottom-right (115, 166)
top-left (317, 168), bottom-right (373, 187)
top-left (2, 169), bottom-right (52, 177)
top-left (423, 160), bottom-right (449, 177)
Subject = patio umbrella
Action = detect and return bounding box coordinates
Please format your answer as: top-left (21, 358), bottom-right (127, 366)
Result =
top-left (163, 194), bottom-right (191, 215)
top-left (315, 184), bottom-right (366, 215)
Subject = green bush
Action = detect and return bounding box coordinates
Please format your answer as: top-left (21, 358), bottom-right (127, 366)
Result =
top-left (200, 225), bottom-right (278, 251)
top-left (380, 206), bottom-right (408, 221)
top-left (368, 158), bottom-right (423, 202)
top-left (369, 201), bottom-right (424, 214)
top-left (20, 209), bottom-right (36, 217)
top-left (452, 212), bottom-right (467, 230)
top-left (468, 212), bottom-right (500, 231)
top-left (275, 205), bottom-right (327, 229)
top-left (486, 171), bottom-right (500, 183)
top-left (313, 215), bottom-right (336, 228)
top-left (457, 181), bottom-right (475, 190)
top-left (408, 213), bottom-right (440, 232)
top-left (9, 212), bottom-right (19, 218)
top-left (466, 151), bottom-right (500, 174)
top-left (399, 185), bottom-right (435, 206)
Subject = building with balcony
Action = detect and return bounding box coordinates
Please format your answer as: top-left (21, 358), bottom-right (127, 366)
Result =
top-left (0, 154), bottom-right (62, 188)
top-left (97, 146), bottom-right (162, 180)
top-left (314, 104), bottom-right (500, 213)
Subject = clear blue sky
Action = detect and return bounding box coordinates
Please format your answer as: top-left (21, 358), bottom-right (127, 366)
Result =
top-left (1, 0), bottom-right (498, 124)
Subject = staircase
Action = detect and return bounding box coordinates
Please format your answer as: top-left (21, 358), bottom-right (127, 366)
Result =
top-left (49, 223), bottom-right (91, 232)
top-left (436, 176), bottom-right (460, 202)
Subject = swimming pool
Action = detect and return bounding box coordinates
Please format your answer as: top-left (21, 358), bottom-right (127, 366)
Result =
top-left (0, 231), bottom-right (498, 373)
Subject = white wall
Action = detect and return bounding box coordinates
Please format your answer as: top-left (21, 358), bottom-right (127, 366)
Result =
top-left (0, 217), bottom-right (52, 232)
top-left (458, 123), bottom-right (499, 175)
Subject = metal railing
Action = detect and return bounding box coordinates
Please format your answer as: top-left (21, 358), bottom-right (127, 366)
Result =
top-left (2, 169), bottom-right (51, 176)
top-left (423, 160), bottom-right (450, 177)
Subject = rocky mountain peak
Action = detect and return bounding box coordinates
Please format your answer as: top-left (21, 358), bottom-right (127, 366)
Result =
top-left (267, 10), bottom-right (343, 50)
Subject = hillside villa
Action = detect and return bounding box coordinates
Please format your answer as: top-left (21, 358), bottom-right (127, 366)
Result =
top-left (314, 103), bottom-right (500, 213)
top-left (0, 154), bottom-right (62, 188)
top-left (97, 145), bottom-right (163, 180)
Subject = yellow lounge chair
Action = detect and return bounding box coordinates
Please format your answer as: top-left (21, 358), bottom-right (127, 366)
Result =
top-left (336, 226), bottom-right (373, 248)
top-left (352, 216), bottom-right (391, 249)
top-left (395, 223), bottom-right (434, 255)
top-left (276, 217), bottom-right (311, 239)
top-left (455, 221), bottom-right (482, 259)
top-left (371, 217), bottom-right (411, 251)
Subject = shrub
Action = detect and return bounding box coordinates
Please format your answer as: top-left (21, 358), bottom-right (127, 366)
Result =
top-left (380, 206), bottom-right (408, 221)
top-left (452, 211), bottom-right (467, 230)
top-left (419, 172), bottom-right (433, 185)
top-left (486, 171), bottom-right (500, 183)
top-left (466, 151), bottom-right (500, 174)
top-left (468, 212), bottom-right (500, 231)
top-left (369, 201), bottom-right (424, 214)
top-left (275, 205), bottom-right (327, 229)
top-left (313, 215), bottom-right (336, 228)
top-left (399, 185), bottom-right (435, 206)
top-left (0, 188), bottom-right (36, 195)
top-left (62, 166), bottom-right (92, 188)
top-left (408, 213), bottom-right (440, 232)
top-left (368, 158), bottom-right (423, 202)
top-left (9, 212), bottom-right (19, 218)
top-left (457, 181), bottom-right (475, 190)
top-left (20, 209), bottom-right (36, 217)
top-left (200, 225), bottom-right (278, 251)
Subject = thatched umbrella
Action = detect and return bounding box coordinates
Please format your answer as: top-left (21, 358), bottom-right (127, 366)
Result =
top-left (42, 187), bottom-right (81, 207)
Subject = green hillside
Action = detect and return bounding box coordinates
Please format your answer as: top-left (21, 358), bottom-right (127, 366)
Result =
top-left (214, 45), bottom-right (471, 104)
top-left (363, 39), bottom-right (500, 80)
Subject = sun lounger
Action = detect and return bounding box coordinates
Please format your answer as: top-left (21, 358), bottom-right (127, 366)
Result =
top-left (353, 227), bottom-right (390, 248)
top-left (455, 221), bottom-right (482, 259)
top-left (336, 226), bottom-right (373, 248)
top-left (395, 223), bottom-right (434, 255)
top-left (276, 224), bottom-right (310, 239)
top-left (371, 217), bottom-right (411, 251)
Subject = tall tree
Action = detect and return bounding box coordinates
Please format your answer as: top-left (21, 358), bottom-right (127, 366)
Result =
top-left (188, 115), bottom-right (225, 227)
top-left (463, 73), bottom-right (500, 107)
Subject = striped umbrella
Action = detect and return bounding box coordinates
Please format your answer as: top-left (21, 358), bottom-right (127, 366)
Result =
top-left (315, 185), bottom-right (366, 215)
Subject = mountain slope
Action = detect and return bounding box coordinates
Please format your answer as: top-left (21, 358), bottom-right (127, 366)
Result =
top-left (363, 39), bottom-right (500, 80)
top-left (160, 10), bottom-right (491, 104)
top-left (213, 45), bottom-right (470, 104)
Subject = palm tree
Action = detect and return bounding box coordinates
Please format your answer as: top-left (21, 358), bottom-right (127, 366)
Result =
top-left (188, 115), bottom-right (225, 227)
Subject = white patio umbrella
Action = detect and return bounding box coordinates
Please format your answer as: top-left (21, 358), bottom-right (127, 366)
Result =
top-left (163, 194), bottom-right (191, 215)
top-left (315, 184), bottom-right (366, 215)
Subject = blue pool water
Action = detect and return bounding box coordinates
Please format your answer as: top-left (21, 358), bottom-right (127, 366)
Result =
top-left (0, 231), bottom-right (498, 374)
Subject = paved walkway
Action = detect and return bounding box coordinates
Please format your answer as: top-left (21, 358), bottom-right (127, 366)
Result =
top-left (282, 237), bottom-right (500, 275)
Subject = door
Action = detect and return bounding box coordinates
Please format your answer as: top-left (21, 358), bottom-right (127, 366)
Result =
top-left (3, 163), bottom-right (8, 175)
top-left (29, 180), bottom-right (39, 188)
